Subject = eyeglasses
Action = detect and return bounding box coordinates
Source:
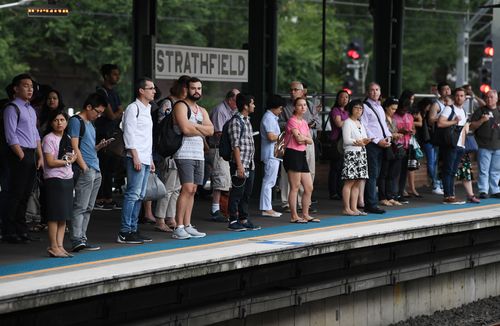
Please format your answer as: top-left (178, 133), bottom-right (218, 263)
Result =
top-left (143, 87), bottom-right (155, 90)
top-left (93, 108), bottom-right (104, 115)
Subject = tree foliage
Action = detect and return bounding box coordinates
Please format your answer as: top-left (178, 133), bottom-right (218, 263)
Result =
top-left (0, 0), bottom-right (491, 103)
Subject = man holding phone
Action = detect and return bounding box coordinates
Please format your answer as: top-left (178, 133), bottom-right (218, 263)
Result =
top-left (69, 93), bottom-right (108, 252)
top-left (470, 89), bottom-right (500, 198)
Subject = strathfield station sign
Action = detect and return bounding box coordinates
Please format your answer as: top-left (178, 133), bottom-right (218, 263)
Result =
top-left (155, 44), bottom-right (248, 82)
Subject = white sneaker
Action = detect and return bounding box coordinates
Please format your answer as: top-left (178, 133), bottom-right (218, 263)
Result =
top-left (185, 225), bottom-right (206, 238)
top-left (172, 227), bottom-right (191, 240)
top-left (432, 187), bottom-right (444, 195)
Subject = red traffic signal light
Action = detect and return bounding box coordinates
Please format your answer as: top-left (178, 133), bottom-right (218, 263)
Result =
top-left (346, 41), bottom-right (362, 60)
top-left (484, 40), bottom-right (494, 57)
top-left (480, 84), bottom-right (491, 94)
top-left (347, 49), bottom-right (360, 60)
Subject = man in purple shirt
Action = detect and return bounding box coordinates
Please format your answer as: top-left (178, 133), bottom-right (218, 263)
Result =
top-left (361, 82), bottom-right (391, 214)
top-left (2, 74), bottom-right (44, 243)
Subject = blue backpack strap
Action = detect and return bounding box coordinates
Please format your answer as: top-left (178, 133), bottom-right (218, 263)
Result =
top-left (70, 115), bottom-right (85, 147)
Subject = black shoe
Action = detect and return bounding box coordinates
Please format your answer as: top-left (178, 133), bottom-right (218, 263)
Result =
top-left (311, 198), bottom-right (318, 204)
top-left (210, 210), bottom-right (227, 222)
top-left (240, 219), bottom-right (261, 231)
top-left (329, 194), bottom-right (341, 200)
top-left (82, 243), bottom-right (101, 251)
top-left (396, 196), bottom-right (409, 204)
top-left (364, 206), bottom-right (386, 214)
top-left (227, 220), bottom-right (247, 232)
top-left (479, 192), bottom-right (489, 199)
top-left (134, 231), bottom-right (153, 242)
top-left (71, 242), bottom-right (86, 252)
top-left (491, 193), bottom-right (500, 199)
top-left (117, 232), bottom-right (144, 244)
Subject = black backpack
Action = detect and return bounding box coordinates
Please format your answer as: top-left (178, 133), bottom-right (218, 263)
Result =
top-left (155, 100), bottom-right (191, 158)
top-left (219, 115), bottom-right (244, 161)
top-left (68, 115), bottom-right (87, 184)
top-left (152, 96), bottom-right (173, 153)
top-left (0, 101), bottom-right (21, 151)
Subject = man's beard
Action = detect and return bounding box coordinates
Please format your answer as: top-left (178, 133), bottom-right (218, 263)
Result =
top-left (187, 93), bottom-right (201, 102)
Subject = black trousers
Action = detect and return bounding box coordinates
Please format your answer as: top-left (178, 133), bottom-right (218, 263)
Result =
top-left (228, 163), bottom-right (254, 221)
top-left (2, 148), bottom-right (37, 236)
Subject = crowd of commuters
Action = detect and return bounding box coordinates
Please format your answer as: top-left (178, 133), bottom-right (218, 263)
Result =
top-left (1, 70), bottom-right (500, 257)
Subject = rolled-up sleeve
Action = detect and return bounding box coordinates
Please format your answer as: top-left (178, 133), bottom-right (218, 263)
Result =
top-left (123, 104), bottom-right (138, 150)
top-left (4, 105), bottom-right (19, 146)
top-left (229, 118), bottom-right (241, 149)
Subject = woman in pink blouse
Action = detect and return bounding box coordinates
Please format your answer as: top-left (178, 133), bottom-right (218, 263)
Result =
top-left (283, 97), bottom-right (320, 223)
top-left (328, 90), bottom-right (350, 200)
top-left (42, 110), bottom-right (77, 258)
top-left (393, 93), bottom-right (415, 200)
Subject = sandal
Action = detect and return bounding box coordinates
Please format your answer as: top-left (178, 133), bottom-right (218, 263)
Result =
top-left (58, 246), bottom-right (74, 257)
top-left (154, 225), bottom-right (173, 232)
top-left (342, 210), bottom-right (359, 216)
top-left (304, 216), bottom-right (320, 223)
top-left (47, 247), bottom-right (67, 258)
top-left (290, 218), bottom-right (308, 224)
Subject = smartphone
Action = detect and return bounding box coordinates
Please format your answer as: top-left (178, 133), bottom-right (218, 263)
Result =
top-left (107, 137), bottom-right (116, 143)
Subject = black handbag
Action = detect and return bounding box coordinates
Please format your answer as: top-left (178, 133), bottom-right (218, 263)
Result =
top-left (464, 133), bottom-right (478, 153)
top-left (433, 106), bottom-right (462, 148)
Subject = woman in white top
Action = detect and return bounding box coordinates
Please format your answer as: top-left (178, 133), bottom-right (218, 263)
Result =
top-left (341, 100), bottom-right (371, 216)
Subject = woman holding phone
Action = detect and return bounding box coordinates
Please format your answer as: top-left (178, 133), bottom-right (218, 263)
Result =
top-left (341, 99), bottom-right (370, 216)
top-left (42, 109), bottom-right (77, 257)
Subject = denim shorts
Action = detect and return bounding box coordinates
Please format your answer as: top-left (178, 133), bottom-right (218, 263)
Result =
top-left (175, 159), bottom-right (204, 185)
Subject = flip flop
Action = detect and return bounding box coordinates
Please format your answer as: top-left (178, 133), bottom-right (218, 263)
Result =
top-left (355, 211), bottom-right (368, 216)
top-left (342, 210), bottom-right (360, 216)
top-left (304, 217), bottom-right (321, 223)
top-left (290, 218), bottom-right (308, 224)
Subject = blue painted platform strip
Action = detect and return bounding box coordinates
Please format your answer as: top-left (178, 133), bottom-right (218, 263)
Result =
top-left (0, 200), bottom-right (497, 277)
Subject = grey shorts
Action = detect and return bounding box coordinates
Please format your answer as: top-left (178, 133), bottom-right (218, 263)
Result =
top-left (175, 159), bottom-right (204, 185)
top-left (209, 148), bottom-right (231, 191)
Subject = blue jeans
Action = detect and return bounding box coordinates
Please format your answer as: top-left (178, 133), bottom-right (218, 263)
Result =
top-left (121, 158), bottom-right (150, 233)
top-left (71, 168), bottom-right (102, 246)
top-left (477, 148), bottom-right (500, 195)
top-left (441, 146), bottom-right (464, 197)
top-left (365, 143), bottom-right (383, 208)
top-left (423, 142), bottom-right (442, 188)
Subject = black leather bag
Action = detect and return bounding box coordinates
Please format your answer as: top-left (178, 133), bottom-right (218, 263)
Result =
top-left (433, 106), bottom-right (462, 148)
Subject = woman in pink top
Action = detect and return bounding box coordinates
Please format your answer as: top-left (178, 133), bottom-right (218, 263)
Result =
top-left (42, 110), bottom-right (77, 258)
top-left (393, 93), bottom-right (415, 199)
top-left (328, 90), bottom-right (350, 200)
top-left (283, 97), bottom-right (320, 223)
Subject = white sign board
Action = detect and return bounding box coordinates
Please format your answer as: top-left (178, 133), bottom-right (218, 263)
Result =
top-left (155, 44), bottom-right (248, 82)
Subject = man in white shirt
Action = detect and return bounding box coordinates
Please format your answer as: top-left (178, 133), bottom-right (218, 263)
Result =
top-left (437, 87), bottom-right (467, 204)
top-left (117, 77), bottom-right (156, 244)
top-left (427, 82), bottom-right (451, 195)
